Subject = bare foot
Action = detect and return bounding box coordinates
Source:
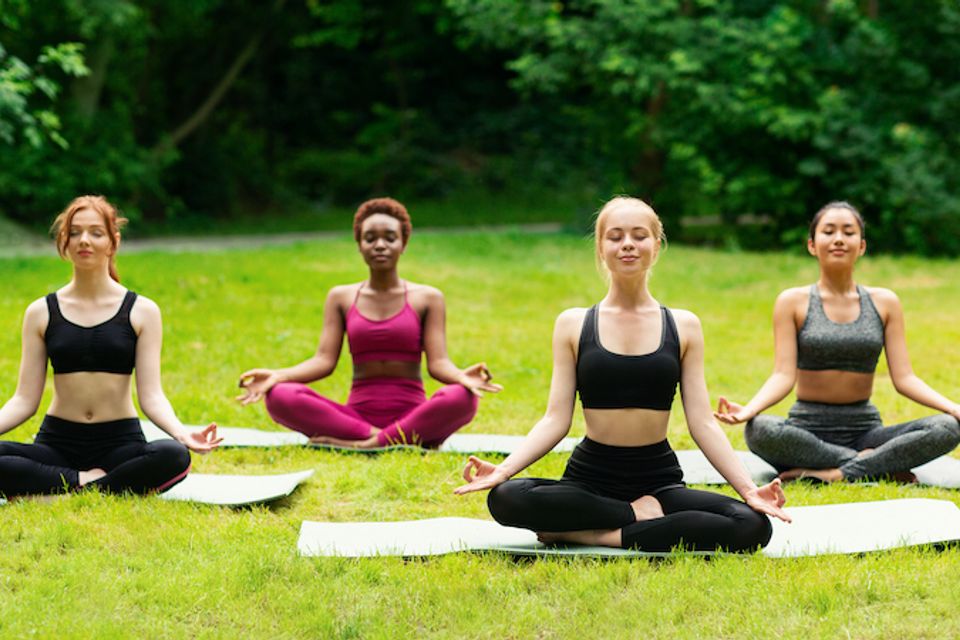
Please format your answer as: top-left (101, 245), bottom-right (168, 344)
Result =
top-left (78, 468), bottom-right (106, 486)
top-left (309, 434), bottom-right (381, 449)
top-left (890, 470), bottom-right (918, 484)
top-left (778, 467), bottom-right (844, 483)
top-left (536, 529), bottom-right (621, 547)
top-left (631, 495), bottom-right (664, 521)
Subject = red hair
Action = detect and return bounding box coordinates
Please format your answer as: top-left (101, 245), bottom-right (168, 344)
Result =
top-left (353, 197), bottom-right (412, 245)
top-left (50, 195), bottom-right (128, 282)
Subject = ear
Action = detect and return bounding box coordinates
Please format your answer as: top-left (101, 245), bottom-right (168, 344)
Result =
top-left (111, 232), bottom-right (121, 256)
top-left (859, 238), bottom-right (866, 256)
top-left (806, 237), bottom-right (817, 257)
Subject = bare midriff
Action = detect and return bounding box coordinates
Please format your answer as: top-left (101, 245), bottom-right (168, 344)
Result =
top-left (584, 408), bottom-right (671, 447)
top-left (797, 369), bottom-right (874, 404)
top-left (47, 373), bottom-right (138, 423)
top-left (353, 360), bottom-right (422, 381)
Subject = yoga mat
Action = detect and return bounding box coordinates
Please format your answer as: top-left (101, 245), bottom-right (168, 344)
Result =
top-left (141, 423), bottom-right (960, 488)
top-left (297, 499), bottom-right (960, 559)
top-left (141, 422), bottom-right (580, 454)
top-left (159, 470), bottom-right (314, 506)
top-left (142, 421), bottom-right (310, 447)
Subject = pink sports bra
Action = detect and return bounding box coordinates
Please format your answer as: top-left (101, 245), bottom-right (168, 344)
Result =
top-left (346, 282), bottom-right (423, 364)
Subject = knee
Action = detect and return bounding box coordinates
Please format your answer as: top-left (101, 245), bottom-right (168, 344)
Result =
top-left (153, 440), bottom-right (192, 475)
top-left (935, 415), bottom-right (960, 444)
top-left (744, 416), bottom-right (778, 451)
top-left (487, 480), bottom-right (531, 527)
top-left (443, 384), bottom-right (480, 410)
top-left (264, 382), bottom-right (299, 415)
top-left (729, 502), bottom-right (773, 552)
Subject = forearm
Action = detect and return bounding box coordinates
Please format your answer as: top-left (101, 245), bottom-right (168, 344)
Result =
top-left (0, 395), bottom-right (39, 436)
top-left (497, 416), bottom-right (570, 478)
top-left (691, 421), bottom-right (757, 497)
top-left (426, 358), bottom-right (466, 386)
top-left (895, 374), bottom-right (959, 414)
top-left (139, 393), bottom-right (190, 442)
top-left (743, 371), bottom-right (796, 418)
top-left (276, 356), bottom-right (336, 384)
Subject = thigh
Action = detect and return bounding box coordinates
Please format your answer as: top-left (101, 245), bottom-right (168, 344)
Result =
top-left (0, 441), bottom-right (73, 468)
top-left (855, 416), bottom-right (955, 450)
top-left (91, 439), bottom-right (150, 471)
top-left (656, 486), bottom-right (751, 517)
top-left (487, 477), bottom-right (635, 532)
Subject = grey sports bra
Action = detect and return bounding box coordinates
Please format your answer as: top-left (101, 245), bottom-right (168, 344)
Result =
top-left (796, 284), bottom-right (884, 373)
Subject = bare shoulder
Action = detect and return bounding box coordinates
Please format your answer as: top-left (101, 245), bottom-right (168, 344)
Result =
top-left (23, 297), bottom-right (50, 333)
top-left (863, 286), bottom-right (899, 305)
top-left (775, 286), bottom-right (809, 307)
top-left (863, 286), bottom-right (901, 318)
top-left (132, 294), bottom-right (161, 315)
top-left (130, 294), bottom-right (161, 326)
top-left (555, 307), bottom-right (589, 334)
top-left (327, 283), bottom-right (358, 302)
top-left (668, 307), bottom-right (703, 337)
top-left (407, 281), bottom-right (444, 303)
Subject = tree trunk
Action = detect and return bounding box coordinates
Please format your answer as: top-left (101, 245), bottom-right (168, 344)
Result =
top-left (71, 35), bottom-right (115, 121)
top-left (150, 0), bottom-right (286, 158)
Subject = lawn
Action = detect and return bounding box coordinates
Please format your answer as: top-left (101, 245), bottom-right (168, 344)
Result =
top-left (2, 231), bottom-right (960, 638)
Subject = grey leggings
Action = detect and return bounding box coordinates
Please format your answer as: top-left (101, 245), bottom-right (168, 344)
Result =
top-left (745, 400), bottom-right (960, 480)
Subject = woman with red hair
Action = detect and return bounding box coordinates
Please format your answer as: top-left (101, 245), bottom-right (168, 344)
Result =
top-left (0, 195), bottom-right (221, 499)
top-left (238, 197), bottom-right (500, 448)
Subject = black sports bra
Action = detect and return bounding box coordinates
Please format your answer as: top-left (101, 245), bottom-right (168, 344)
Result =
top-left (575, 305), bottom-right (681, 410)
top-left (45, 291), bottom-right (139, 374)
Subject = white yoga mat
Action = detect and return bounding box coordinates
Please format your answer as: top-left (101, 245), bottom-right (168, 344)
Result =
top-left (140, 423), bottom-right (960, 487)
top-left (297, 498), bottom-right (960, 559)
top-left (159, 470), bottom-right (314, 506)
top-left (141, 421), bottom-right (310, 447)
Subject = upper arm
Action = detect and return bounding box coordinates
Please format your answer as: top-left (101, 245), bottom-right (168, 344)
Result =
top-left (132, 296), bottom-right (164, 397)
top-left (770, 288), bottom-right (801, 375)
top-left (676, 309), bottom-right (711, 419)
top-left (14, 299), bottom-right (49, 405)
top-left (421, 286), bottom-right (448, 363)
top-left (541, 309), bottom-right (582, 425)
top-left (873, 288), bottom-right (913, 379)
top-left (314, 287), bottom-right (348, 361)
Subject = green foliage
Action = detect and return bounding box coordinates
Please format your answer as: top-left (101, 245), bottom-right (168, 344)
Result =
top-left (447, 0), bottom-right (960, 254)
top-left (0, 41), bottom-right (88, 148)
top-left (2, 1), bottom-right (960, 254)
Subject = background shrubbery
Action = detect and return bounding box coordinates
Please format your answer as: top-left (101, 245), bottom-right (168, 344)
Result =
top-left (2, 0), bottom-right (959, 253)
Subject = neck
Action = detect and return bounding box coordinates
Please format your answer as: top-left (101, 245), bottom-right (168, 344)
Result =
top-left (366, 269), bottom-right (402, 292)
top-left (69, 267), bottom-right (117, 297)
top-left (603, 273), bottom-right (657, 309)
top-left (817, 267), bottom-right (856, 296)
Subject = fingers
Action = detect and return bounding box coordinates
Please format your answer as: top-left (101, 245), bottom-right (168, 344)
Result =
top-left (461, 456), bottom-right (480, 482)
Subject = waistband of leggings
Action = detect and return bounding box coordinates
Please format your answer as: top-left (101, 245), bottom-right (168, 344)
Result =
top-left (40, 414), bottom-right (143, 438)
top-left (577, 436), bottom-right (675, 458)
top-left (350, 376), bottom-right (425, 391)
top-left (791, 399), bottom-right (876, 413)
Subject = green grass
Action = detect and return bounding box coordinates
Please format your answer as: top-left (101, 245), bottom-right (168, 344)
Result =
top-left (3, 232), bottom-right (960, 638)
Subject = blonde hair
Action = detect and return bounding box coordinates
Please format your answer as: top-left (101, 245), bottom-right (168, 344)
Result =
top-left (50, 195), bottom-right (128, 282)
top-left (592, 196), bottom-right (666, 277)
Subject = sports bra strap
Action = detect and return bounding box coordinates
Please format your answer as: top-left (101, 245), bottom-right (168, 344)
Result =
top-left (352, 282), bottom-right (365, 305)
top-left (45, 293), bottom-right (63, 322)
top-left (119, 290), bottom-right (137, 315)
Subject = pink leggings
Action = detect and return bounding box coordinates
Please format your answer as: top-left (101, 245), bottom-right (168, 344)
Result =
top-left (264, 378), bottom-right (479, 447)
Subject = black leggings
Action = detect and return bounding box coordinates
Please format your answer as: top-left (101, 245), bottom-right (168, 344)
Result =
top-left (487, 438), bottom-right (772, 553)
top-left (0, 415), bottom-right (191, 498)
